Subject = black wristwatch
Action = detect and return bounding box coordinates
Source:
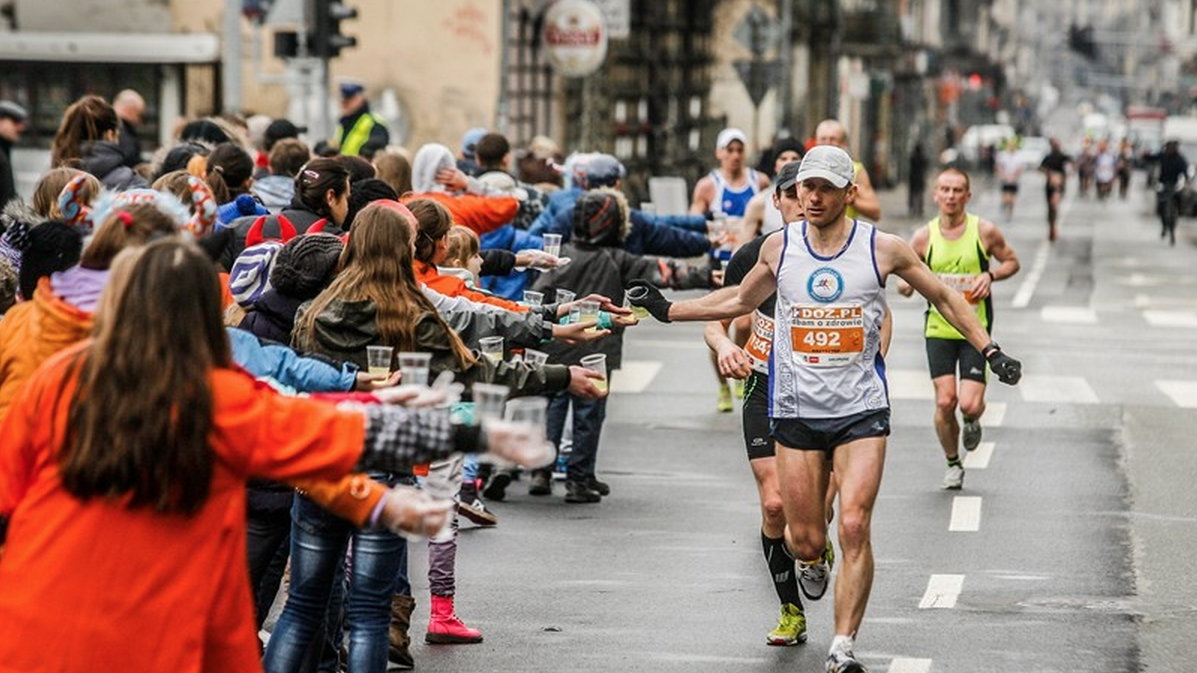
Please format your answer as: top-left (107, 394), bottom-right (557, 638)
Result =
top-left (981, 341), bottom-right (1001, 358)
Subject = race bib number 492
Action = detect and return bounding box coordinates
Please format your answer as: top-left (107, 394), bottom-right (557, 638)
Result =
top-left (790, 304), bottom-right (864, 367)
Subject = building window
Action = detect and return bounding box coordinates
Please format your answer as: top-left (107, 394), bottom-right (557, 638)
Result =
top-left (0, 63), bottom-right (164, 151)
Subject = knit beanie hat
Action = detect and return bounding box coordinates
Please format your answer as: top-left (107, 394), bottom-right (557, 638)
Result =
top-left (229, 240), bottom-right (283, 307)
top-left (572, 187), bottom-right (630, 247)
top-left (269, 233), bottom-right (344, 300)
top-left (18, 221), bottom-right (83, 300)
top-left (344, 178), bottom-right (399, 231)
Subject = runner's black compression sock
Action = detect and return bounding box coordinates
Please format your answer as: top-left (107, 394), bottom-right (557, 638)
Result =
top-left (762, 532), bottom-right (803, 607)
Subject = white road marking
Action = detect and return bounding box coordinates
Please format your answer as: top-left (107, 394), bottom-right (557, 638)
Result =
top-left (949, 496), bottom-right (983, 532)
top-left (886, 368), bottom-right (934, 400)
top-left (889, 658), bottom-right (934, 673)
top-left (1011, 241), bottom-right (1050, 308)
top-left (963, 442), bottom-right (995, 469)
top-left (1018, 375), bottom-right (1099, 404)
top-left (1142, 310), bottom-right (1197, 328)
top-left (1040, 305), bottom-right (1098, 323)
top-left (983, 401), bottom-right (1006, 427)
top-left (1155, 380), bottom-right (1197, 408)
top-left (919, 574), bottom-right (965, 609)
top-left (610, 360), bottom-right (662, 394)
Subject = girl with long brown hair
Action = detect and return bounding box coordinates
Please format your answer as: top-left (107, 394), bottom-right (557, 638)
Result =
top-left (50, 95), bottom-right (146, 190)
top-left (406, 197), bottom-right (528, 313)
top-left (0, 238), bottom-right (543, 673)
top-left (287, 201), bottom-right (603, 661)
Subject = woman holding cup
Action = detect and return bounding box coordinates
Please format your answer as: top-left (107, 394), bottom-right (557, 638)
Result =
top-left (292, 201), bottom-right (607, 651)
top-left (530, 190), bottom-right (714, 502)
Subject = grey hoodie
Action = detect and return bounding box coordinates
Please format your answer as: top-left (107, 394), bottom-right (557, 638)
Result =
top-left (252, 174), bottom-right (295, 214)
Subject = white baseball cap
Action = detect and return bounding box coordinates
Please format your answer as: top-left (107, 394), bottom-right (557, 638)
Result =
top-left (716, 128), bottom-right (748, 150)
top-left (794, 145), bottom-right (855, 188)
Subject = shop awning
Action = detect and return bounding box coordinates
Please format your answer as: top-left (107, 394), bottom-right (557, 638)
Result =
top-left (0, 32), bottom-right (220, 64)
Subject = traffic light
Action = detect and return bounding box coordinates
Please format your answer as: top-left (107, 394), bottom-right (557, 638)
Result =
top-left (310, 0), bottom-right (357, 59)
top-left (1068, 24), bottom-right (1097, 60)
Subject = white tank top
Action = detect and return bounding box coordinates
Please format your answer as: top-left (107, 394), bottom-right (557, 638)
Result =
top-left (761, 197), bottom-right (785, 235)
top-left (769, 220), bottom-right (889, 419)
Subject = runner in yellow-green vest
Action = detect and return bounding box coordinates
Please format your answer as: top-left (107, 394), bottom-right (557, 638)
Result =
top-left (334, 80), bottom-right (390, 157)
top-left (899, 167), bottom-right (1020, 491)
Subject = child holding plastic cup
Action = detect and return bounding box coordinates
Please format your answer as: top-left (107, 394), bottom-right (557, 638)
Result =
top-left (529, 190), bottom-right (713, 502)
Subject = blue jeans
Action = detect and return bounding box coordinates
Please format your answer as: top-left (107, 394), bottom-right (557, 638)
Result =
top-left (546, 380), bottom-right (609, 483)
top-left (263, 492), bottom-right (406, 673)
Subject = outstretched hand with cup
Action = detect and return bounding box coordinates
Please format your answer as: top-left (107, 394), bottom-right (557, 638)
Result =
top-left (379, 485), bottom-right (455, 539)
top-left (624, 281), bottom-right (672, 323)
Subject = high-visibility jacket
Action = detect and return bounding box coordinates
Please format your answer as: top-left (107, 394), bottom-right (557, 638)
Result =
top-left (334, 108), bottom-right (389, 156)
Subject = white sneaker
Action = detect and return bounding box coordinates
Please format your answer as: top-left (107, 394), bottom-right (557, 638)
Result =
top-left (941, 462), bottom-right (965, 490)
top-left (798, 544), bottom-right (832, 601)
top-left (826, 650), bottom-right (869, 673)
top-left (961, 418), bottom-right (982, 452)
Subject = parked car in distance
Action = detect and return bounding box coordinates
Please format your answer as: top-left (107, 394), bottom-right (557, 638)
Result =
top-left (958, 124), bottom-right (1016, 165)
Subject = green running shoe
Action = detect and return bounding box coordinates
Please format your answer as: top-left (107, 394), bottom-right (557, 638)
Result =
top-left (716, 384), bottom-right (734, 413)
top-left (766, 603), bottom-right (807, 646)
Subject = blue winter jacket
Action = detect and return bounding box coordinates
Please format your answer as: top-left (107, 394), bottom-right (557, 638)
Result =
top-left (528, 187), bottom-right (582, 236)
top-left (227, 327), bottom-right (357, 393)
top-left (548, 203), bottom-right (710, 257)
top-left (478, 224), bottom-right (545, 300)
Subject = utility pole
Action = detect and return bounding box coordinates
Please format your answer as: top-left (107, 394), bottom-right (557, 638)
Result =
top-left (223, 0), bottom-right (243, 114)
top-left (776, 0), bottom-right (793, 136)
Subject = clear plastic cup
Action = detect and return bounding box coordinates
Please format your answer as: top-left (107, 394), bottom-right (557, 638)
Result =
top-left (479, 336), bottom-right (504, 363)
top-left (503, 397), bottom-right (553, 467)
top-left (472, 383), bottom-right (510, 424)
top-left (397, 351), bottom-right (432, 387)
top-left (366, 345), bottom-right (394, 380)
top-left (542, 233), bottom-right (562, 257)
top-left (522, 290), bottom-right (544, 307)
top-left (579, 353), bottom-right (609, 394)
top-left (555, 289), bottom-right (576, 305)
top-left (522, 348), bottom-right (549, 366)
top-left (574, 300), bottom-right (599, 326)
top-left (624, 289), bottom-right (649, 320)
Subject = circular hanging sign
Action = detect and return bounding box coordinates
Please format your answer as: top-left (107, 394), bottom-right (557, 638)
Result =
top-left (542, 0), bottom-right (608, 78)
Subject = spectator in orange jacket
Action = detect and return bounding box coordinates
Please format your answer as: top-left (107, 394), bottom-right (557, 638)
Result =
top-left (407, 197), bottom-right (528, 313)
top-left (404, 143), bottom-right (519, 236)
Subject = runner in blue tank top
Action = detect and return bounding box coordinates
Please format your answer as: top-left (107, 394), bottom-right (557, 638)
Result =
top-left (631, 145), bottom-right (1024, 673)
top-left (690, 127), bottom-right (773, 412)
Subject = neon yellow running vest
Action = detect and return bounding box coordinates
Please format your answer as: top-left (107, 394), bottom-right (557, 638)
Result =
top-left (845, 161), bottom-right (864, 220)
top-left (334, 112), bottom-right (386, 157)
top-left (923, 213), bottom-right (991, 340)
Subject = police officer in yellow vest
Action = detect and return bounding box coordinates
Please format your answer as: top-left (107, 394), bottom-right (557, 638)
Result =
top-left (899, 167), bottom-right (1020, 490)
top-left (334, 80), bottom-right (389, 158)
top-left (814, 119), bottom-right (882, 222)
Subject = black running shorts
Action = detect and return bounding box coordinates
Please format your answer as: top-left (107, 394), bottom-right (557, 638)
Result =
top-left (770, 409), bottom-right (891, 455)
top-left (1000, 183), bottom-right (1019, 193)
top-left (925, 337), bottom-right (988, 383)
top-left (742, 371), bottom-right (774, 460)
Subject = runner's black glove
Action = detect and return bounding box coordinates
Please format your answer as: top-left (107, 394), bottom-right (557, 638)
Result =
top-left (983, 342), bottom-right (1021, 385)
top-left (625, 280), bottom-right (672, 323)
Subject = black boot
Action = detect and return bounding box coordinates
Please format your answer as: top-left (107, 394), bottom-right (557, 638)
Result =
top-left (564, 480), bottom-right (602, 504)
top-left (388, 595), bottom-right (416, 670)
top-left (528, 469), bottom-right (552, 496)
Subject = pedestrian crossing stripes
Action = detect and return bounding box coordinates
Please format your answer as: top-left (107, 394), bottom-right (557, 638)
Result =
top-left (1155, 381), bottom-right (1197, 408)
top-left (888, 658), bottom-right (933, 673)
top-left (1017, 374), bottom-right (1099, 404)
top-left (963, 441), bottom-right (995, 469)
top-left (949, 497), bottom-right (983, 532)
top-left (1142, 310), bottom-right (1197, 328)
top-left (918, 574), bottom-right (965, 609)
top-left (609, 360), bottom-right (662, 394)
top-left (983, 402), bottom-right (1007, 427)
top-left (1040, 305), bottom-right (1098, 324)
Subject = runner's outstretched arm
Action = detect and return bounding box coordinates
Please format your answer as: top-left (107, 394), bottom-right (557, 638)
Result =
top-left (628, 248), bottom-right (778, 323)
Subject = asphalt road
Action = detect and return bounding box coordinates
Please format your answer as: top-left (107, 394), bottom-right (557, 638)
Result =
top-left (391, 171), bottom-right (1197, 672)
